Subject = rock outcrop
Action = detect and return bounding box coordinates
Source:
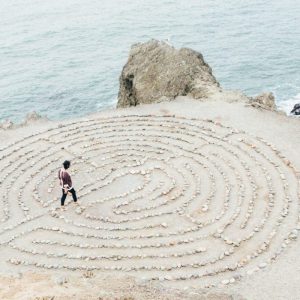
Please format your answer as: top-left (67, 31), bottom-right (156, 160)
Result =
top-left (22, 111), bottom-right (47, 125)
top-left (117, 39), bottom-right (277, 112)
top-left (249, 92), bottom-right (276, 110)
top-left (0, 119), bottom-right (14, 130)
top-left (117, 40), bottom-right (221, 108)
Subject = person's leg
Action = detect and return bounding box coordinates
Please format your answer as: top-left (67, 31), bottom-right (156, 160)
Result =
top-left (69, 188), bottom-right (77, 202)
top-left (61, 189), bottom-right (67, 206)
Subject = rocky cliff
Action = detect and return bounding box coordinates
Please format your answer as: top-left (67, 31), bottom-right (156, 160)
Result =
top-left (117, 40), bottom-right (276, 111)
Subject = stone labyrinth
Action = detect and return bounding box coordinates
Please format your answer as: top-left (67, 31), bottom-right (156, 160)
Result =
top-left (0, 114), bottom-right (299, 288)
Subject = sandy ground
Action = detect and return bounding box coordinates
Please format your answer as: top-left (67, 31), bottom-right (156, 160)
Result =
top-left (0, 272), bottom-right (246, 300)
top-left (0, 97), bottom-right (299, 300)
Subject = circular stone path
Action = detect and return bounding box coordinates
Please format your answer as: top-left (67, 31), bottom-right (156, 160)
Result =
top-left (0, 114), bottom-right (299, 288)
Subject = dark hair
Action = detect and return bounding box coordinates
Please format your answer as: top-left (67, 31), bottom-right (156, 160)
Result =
top-left (63, 160), bottom-right (71, 169)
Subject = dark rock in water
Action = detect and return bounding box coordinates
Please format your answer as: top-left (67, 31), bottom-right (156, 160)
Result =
top-left (117, 39), bottom-right (221, 108)
top-left (290, 103), bottom-right (300, 115)
top-left (0, 111), bottom-right (48, 130)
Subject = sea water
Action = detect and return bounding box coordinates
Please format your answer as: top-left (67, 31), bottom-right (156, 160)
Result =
top-left (0, 0), bottom-right (299, 122)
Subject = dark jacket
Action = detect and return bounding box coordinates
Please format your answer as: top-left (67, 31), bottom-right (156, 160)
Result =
top-left (58, 168), bottom-right (72, 188)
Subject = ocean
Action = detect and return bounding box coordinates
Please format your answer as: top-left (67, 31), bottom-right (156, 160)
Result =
top-left (0, 0), bottom-right (299, 123)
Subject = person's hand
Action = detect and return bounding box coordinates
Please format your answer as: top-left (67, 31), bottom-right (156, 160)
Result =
top-left (63, 185), bottom-right (69, 194)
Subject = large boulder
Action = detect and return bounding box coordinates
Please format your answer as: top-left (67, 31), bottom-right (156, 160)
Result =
top-left (117, 40), bottom-right (221, 108)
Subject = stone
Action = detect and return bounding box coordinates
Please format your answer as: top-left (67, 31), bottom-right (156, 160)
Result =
top-left (259, 263), bottom-right (267, 269)
top-left (117, 39), bottom-right (220, 108)
top-left (288, 230), bottom-right (298, 240)
top-left (75, 207), bottom-right (83, 214)
top-left (0, 119), bottom-right (14, 130)
top-left (250, 92), bottom-right (276, 110)
top-left (22, 111), bottom-right (48, 126)
top-left (201, 205), bottom-right (209, 212)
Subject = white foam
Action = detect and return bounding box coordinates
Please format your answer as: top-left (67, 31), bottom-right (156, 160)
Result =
top-left (278, 93), bottom-right (300, 115)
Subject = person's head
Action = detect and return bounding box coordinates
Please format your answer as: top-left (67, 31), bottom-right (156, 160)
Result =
top-left (63, 160), bottom-right (71, 169)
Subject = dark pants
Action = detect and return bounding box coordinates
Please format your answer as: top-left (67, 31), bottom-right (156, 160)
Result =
top-left (61, 188), bottom-right (77, 206)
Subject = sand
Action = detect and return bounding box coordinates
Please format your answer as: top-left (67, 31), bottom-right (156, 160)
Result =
top-left (0, 97), bottom-right (299, 300)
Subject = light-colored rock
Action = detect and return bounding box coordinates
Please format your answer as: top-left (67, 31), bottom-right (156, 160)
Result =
top-left (0, 119), bottom-right (14, 130)
top-left (259, 262), bottom-right (267, 269)
top-left (22, 111), bottom-right (48, 126)
top-left (250, 92), bottom-right (276, 110)
top-left (75, 206), bottom-right (83, 214)
top-left (1, 111), bottom-right (48, 131)
top-left (117, 39), bottom-right (221, 108)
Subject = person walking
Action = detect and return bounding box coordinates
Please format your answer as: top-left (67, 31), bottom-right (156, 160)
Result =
top-left (58, 160), bottom-right (77, 209)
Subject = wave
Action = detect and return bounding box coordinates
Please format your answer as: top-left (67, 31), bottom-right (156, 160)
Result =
top-left (277, 93), bottom-right (300, 115)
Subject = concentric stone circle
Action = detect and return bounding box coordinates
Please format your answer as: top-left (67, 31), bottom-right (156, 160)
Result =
top-left (0, 114), bottom-right (299, 288)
